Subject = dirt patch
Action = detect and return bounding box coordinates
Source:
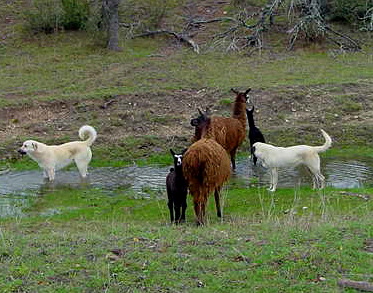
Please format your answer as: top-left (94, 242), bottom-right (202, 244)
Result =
top-left (1, 83), bottom-right (373, 161)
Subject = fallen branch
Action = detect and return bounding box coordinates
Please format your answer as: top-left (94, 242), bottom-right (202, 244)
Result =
top-left (337, 279), bottom-right (373, 292)
top-left (325, 25), bottom-right (361, 51)
top-left (100, 99), bottom-right (116, 109)
top-left (134, 30), bottom-right (200, 54)
top-left (339, 191), bottom-right (370, 201)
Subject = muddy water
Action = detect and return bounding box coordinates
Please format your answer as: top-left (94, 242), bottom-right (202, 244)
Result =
top-left (1, 157), bottom-right (373, 217)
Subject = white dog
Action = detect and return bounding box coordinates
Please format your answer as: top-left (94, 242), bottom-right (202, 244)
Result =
top-left (18, 125), bottom-right (97, 181)
top-left (253, 129), bottom-right (332, 192)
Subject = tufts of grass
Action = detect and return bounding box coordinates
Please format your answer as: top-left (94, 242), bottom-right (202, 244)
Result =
top-left (0, 185), bottom-right (371, 292)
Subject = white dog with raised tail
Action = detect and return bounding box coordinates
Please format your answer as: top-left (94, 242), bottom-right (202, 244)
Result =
top-left (253, 129), bottom-right (332, 192)
top-left (18, 125), bottom-right (97, 181)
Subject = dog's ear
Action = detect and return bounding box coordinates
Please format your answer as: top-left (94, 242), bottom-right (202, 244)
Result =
top-left (170, 149), bottom-right (175, 156)
top-left (182, 148), bottom-right (188, 155)
top-left (32, 142), bottom-right (38, 150)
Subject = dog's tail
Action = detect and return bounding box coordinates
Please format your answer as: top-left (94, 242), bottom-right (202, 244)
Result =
top-left (314, 129), bottom-right (332, 153)
top-left (79, 125), bottom-right (97, 147)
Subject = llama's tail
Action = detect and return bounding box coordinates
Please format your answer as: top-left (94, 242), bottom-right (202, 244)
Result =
top-left (79, 125), bottom-right (97, 147)
top-left (314, 129), bottom-right (332, 153)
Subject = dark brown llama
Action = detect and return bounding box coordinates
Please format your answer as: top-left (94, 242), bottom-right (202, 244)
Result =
top-left (191, 88), bottom-right (250, 169)
top-left (182, 138), bottom-right (231, 225)
top-left (166, 149), bottom-right (188, 224)
top-left (246, 106), bottom-right (266, 165)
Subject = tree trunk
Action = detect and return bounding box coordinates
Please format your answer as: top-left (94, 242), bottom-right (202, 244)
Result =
top-left (102, 0), bottom-right (121, 51)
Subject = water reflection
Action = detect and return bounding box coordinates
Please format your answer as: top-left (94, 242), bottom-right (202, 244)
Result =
top-left (0, 157), bottom-right (372, 217)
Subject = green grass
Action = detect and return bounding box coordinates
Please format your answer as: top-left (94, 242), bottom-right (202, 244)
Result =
top-left (0, 33), bottom-right (372, 105)
top-left (0, 4), bottom-right (372, 291)
top-left (0, 185), bottom-right (371, 292)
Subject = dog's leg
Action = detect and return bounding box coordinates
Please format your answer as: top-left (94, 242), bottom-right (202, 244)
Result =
top-left (46, 168), bottom-right (55, 181)
top-left (306, 155), bottom-right (325, 189)
top-left (269, 168), bottom-right (278, 192)
top-left (314, 172), bottom-right (325, 189)
top-left (76, 160), bottom-right (89, 178)
top-left (43, 169), bottom-right (49, 179)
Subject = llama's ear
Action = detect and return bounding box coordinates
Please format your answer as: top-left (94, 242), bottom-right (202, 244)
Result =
top-left (170, 149), bottom-right (175, 156)
top-left (182, 148), bottom-right (188, 155)
top-left (197, 108), bottom-right (203, 115)
top-left (231, 88), bottom-right (239, 94)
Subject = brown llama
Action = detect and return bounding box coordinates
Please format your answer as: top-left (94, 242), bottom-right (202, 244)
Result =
top-left (191, 88), bottom-right (250, 170)
top-left (182, 138), bottom-right (231, 225)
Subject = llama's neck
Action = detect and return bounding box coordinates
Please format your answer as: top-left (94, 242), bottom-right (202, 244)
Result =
top-left (247, 112), bottom-right (255, 128)
top-left (232, 101), bottom-right (247, 128)
top-left (174, 165), bottom-right (184, 175)
top-left (195, 119), bottom-right (213, 140)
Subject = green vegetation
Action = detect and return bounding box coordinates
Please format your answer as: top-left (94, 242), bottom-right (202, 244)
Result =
top-left (0, 2), bottom-right (372, 291)
top-left (0, 185), bottom-right (371, 292)
top-left (1, 36), bottom-right (372, 106)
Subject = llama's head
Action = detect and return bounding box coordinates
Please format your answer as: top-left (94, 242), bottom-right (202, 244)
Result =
top-left (190, 108), bottom-right (210, 127)
top-left (246, 105), bottom-right (255, 116)
top-left (231, 88), bottom-right (251, 104)
top-left (170, 149), bottom-right (186, 168)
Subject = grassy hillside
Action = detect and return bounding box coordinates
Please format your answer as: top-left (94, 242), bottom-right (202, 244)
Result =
top-left (0, 2), bottom-right (372, 291)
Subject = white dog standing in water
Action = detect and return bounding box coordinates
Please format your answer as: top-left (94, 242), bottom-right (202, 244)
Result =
top-left (18, 125), bottom-right (97, 181)
top-left (253, 129), bottom-right (332, 192)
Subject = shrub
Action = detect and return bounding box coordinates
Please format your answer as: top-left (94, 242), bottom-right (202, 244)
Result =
top-left (61, 0), bottom-right (90, 30)
top-left (25, 0), bottom-right (65, 33)
top-left (326, 0), bottom-right (369, 25)
top-left (25, 0), bottom-right (90, 33)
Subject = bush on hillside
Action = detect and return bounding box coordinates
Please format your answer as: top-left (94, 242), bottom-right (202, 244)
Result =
top-left (25, 0), bottom-right (89, 33)
top-left (61, 0), bottom-right (90, 30)
top-left (25, 0), bottom-right (65, 33)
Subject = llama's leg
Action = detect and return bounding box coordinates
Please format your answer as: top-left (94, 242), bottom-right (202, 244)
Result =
top-left (180, 197), bottom-right (187, 223)
top-left (167, 200), bottom-right (174, 223)
top-left (269, 168), bottom-right (278, 192)
top-left (174, 204), bottom-right (181, 224)
top-left (194, 197), bottom-right (207, 226)
top-left (230, 149), bottom-right (237, 170)
top-left (253, 155), bottom-right (258, 166)
top-left (214, 188), bottom-right (222, 218)
top-left (251, 146), bottom-right (257, 166)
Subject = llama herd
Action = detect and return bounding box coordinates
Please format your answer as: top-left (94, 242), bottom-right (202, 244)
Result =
top-left (167, 88), bottom-right (257, 225)
top-left (166, 88), bottom-right (332, 225)
top-left (16, 87), bottom-right (331, 226)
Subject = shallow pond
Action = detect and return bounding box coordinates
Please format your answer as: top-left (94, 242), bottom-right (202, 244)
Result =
top-left (1, 157), bottom-right (373, 217)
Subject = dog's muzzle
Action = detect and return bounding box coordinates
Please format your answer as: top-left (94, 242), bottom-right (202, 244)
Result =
top-left (18, 149), bottom-right (27, 155)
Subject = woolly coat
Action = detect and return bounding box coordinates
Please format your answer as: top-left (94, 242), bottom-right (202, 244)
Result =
top-left (182, 138), bottom-right (231, 222)
top-left (192, 91), bottom-right (247, 160)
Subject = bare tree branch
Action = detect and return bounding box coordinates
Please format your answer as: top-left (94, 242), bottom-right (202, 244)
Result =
top-left (337, 279), bottom-right (373, 292)
top-left (134, 30), bottom-right (200, 53)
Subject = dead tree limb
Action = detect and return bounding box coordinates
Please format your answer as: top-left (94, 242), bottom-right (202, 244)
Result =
top-left (337, 279), bottom-right (373, 292)
top-left (339, 191), bottom-right (370, 201)
top-left (134, 30), bottom-right (200, 53)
